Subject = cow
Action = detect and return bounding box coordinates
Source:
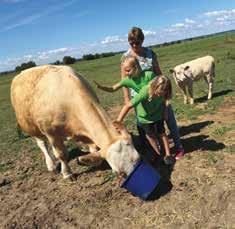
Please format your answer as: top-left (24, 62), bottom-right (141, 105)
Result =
top-left (169, 55), bottom-right (215, 104)
top-left (11, 65), bottom-right (140, 180)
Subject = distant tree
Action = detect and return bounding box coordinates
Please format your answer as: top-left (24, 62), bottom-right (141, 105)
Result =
top-left (53, 60), bottom-right (61, 65)
top-left (15, 61), bottom-right (36, 72)
top-left (63, 56), bottom-right (76, 65)
top-left (82, 52), bottom-right (115, 61)
top-left (82, 54), bottom-right (96, 60)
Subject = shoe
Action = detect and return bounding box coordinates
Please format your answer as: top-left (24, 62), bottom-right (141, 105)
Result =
top-left (164, 155), bottom-right (175, 165)
top-left (175, 148), bottom-right (185, 160)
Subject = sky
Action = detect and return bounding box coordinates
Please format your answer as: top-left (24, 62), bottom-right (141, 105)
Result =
top-left (0, 0), bottom-right (235, 72)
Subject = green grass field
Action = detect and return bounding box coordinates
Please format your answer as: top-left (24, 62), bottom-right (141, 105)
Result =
top-left (0, 32), bottom-right (234, 163)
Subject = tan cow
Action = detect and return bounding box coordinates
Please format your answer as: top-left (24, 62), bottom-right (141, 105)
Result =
top-left (170, 55), bottom-right (215, 104)
top-left (11, 65), bottom-right (140, 180)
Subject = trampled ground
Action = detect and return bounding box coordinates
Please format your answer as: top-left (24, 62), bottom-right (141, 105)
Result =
top-left (0, 97), bottom-right (234, 229)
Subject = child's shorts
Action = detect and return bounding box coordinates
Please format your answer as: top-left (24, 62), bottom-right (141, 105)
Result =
top-left (140, 120), bottom-right (165, 136)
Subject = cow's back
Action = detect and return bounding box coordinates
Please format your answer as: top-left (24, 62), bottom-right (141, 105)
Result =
top-left (11, 65), bottom-right (99, 137)
top-left (183, 56), bottom-right (214, 71)
top-left (174, 56), bottom-right (214, 80)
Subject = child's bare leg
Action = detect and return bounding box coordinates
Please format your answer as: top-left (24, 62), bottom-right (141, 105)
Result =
top-left (145, 134), bottom-right (161, 156)
top-left (160, 133), bottom-right (171, 157)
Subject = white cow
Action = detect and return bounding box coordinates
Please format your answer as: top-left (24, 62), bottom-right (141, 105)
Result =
top-left (11, 65), bottom-right (140, 180)
top-left (170, 55), bottom-right (215, 104)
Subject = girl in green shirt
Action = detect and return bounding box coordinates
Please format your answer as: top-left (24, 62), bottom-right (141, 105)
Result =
top-left (94, 56), bottom-right (155, 93)
top-left (95, 59), bottom-right (174, 164)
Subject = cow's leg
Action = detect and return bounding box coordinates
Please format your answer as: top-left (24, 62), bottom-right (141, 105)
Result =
top-left (187, 80), bottom-right (194, 104)
top-left (204, 75), bottom-right (213, 100)
top-left (208, 75), bottom-right (213, 100)
top-left (179, 84), bottom-right (188, 104)
top-left (35, 137), bottom-right (56, 172)
top-left (47, 135), bottom-right (75, 180)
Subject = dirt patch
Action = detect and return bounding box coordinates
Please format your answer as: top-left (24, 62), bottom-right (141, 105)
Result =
top-left (0, 100), bottom-right (234, 228)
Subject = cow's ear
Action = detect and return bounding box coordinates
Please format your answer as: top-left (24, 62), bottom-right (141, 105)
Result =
top-left (169, 69), bottom-right (175, 73)
top-left (184, 66), bottom-right (190, 71)
top-left (78, 152), bottom-right (104, 166)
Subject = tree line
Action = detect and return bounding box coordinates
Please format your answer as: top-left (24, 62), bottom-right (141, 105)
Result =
top-left (11, 52), bottom-right (116, 72)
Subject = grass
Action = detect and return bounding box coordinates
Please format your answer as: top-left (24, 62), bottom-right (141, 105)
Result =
top-left (213, 126), bottom-right (233, 136)
top-left (0, 32), bottom-right (235, 170)
top-left (207, 152), bottom-right (224, 165)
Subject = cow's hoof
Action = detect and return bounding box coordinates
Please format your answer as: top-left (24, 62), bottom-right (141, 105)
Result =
top-left (64, 173), bottom-right (77, 181)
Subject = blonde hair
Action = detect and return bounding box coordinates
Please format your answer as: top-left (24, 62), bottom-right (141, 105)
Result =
top-left (148, 75), bottom-right (172, 101)
top-left (121, 56), bottom-right (142, 77)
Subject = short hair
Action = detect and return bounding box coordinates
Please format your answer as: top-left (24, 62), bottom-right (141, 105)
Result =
top-left (148, 75), bottom-right (172, 101)
top-left (128, 27), bottom-right (145, 42)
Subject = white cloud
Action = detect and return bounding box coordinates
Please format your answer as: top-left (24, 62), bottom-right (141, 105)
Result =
top-left (37, 48), bottom-right (74, 60)
top-left (204, 9), bottom-right (235, 17)
top-left (172, 23), bottom-right (186, 28)
top-left (143, 30), bottom-right (157, 37)
top-left (101, 35), bottom-right (125, 45)
top-left (185, 18), bottom-right (195, 24)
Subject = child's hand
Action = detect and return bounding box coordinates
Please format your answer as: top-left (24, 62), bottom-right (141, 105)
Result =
top-left (112, 120), bottom-right (123, 130)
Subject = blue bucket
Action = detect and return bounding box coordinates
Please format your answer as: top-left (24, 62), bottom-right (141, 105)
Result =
top-left (121, 160), bottom-right (161, 200)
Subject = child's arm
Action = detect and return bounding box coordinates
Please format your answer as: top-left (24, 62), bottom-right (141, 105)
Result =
top-left (94, 80), bottom-right (122, 92)
top-left (116, 101), bottom-right (133, 122)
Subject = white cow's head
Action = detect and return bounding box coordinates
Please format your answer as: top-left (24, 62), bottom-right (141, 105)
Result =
top-left (78, 122), bottom-right (140, 176)
top-left (105, 138), bottom-right (139, 176)
top-left (170, 65), bottom-right (192, 82)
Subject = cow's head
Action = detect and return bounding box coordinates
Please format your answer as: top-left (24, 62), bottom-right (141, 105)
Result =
top-left (170, 65), bottom-right (192, 82)
top-left (78, 121), bottom-right (140, 176)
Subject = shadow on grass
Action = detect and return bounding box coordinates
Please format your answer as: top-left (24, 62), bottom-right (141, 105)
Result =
top-left (182, 134), bottom-right (225, 154)
top-left (179, 120), bottom-right (214, 137)
top-left (194, 89), bottom-right (233, 103)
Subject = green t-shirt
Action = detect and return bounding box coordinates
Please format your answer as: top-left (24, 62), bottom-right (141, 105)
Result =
top-left (131, 85), bottom-right (164, 124)
top-left (119, 70), bottom-right (155, 93)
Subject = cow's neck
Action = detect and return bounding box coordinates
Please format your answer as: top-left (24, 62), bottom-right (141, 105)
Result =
top-left (75, 100), bottom-right (119, 148)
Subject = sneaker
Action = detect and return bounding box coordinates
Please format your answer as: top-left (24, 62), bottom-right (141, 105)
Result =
top-left (164, 155), bottom-right (175, 165)
top-left (175, 148), bottom-right (185, 160)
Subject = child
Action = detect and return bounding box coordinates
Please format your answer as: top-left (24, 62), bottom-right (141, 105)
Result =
top-left (116, 76), bottom-right (174, 165)
top-left (94, 56), bottom-right (156, 94)
top-left (95, 60), bottom-right (174, 164)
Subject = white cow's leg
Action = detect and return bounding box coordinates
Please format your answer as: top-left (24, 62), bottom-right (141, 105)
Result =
top-left (188, 80), bottom-right (194, 104)
top-left (35, 137), bottom-right (56, 172)
top-left (179, 85), bottom-right (188, 104)
top-left (206, 75), bottom-right (213, 100)
top-left (208, 79), bottom-right (213, 100)
top-left (47, 135), bottom-right (74, 180)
